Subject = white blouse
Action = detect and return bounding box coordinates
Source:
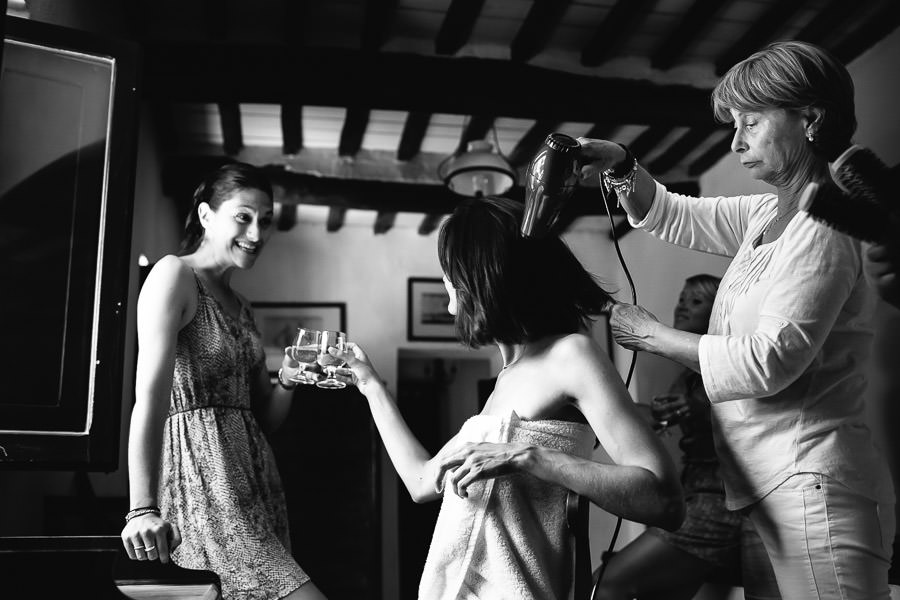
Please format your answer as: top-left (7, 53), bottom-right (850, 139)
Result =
top-left (630, 181), bottom-right (892, 510)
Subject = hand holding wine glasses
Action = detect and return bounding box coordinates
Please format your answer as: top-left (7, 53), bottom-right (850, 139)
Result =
top-left (316, 330), bottom-right (349, 389)
top-left (285, 328), bottom-right (324, 385)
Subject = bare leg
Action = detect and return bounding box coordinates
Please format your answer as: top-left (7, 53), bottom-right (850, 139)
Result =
top-left (593, 531), bottom-right (715, 600)
top-left (284, 580), bottom-right (328, 600)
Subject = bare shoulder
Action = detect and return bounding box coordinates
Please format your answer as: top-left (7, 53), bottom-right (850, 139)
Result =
top-left (139, 255), bottom-right (196, 316)
top-left (546, 332), bottom-right (608, 366)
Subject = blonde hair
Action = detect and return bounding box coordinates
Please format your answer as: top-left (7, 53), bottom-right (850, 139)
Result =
top-left (711, 41), bottom-right (855, 160)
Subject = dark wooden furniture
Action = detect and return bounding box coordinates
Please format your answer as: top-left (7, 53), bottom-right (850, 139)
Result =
top-left (268, 384), bottom-right (381, 599)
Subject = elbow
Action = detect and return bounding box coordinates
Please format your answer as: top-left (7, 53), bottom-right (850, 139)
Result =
top-left (648, 481), bottom-right (686, 532)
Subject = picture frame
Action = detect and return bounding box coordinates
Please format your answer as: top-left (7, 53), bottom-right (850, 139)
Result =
top-left (407, 277), bottom-right (456, 342)
top-left (252, 302), bottom-right (347, 372)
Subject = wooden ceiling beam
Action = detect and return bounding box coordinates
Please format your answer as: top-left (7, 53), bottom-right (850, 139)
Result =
top-left (397, 111), bottom-right (432, 161)
top-left (326, 206), bottom-right (347, 232)
top-left (435, 0), bottom-right (485, 55)
top-left (581, 0), bottom-right (657, 67)
top-left (458, 115), bottom-right (495, 152)
top-left (141, 43), bottom-right (715, 127)
top-left (714, 0), bottom-right (808, 75)
top-left (275, 202), bottom-right (297, 231)
top-left (794, 0), bottom-right (861, 45)
top-left (628, 125), bottom-right (675, 161)
top-left (373, 211), bottom-right (397, 234)
top-left (508, 119), bottom-right (559, 167)
top-left (688, 135), bottom-right (733, 177)
top-left (510, 0), bottom-right (572, 63)
top-left (217, 102), bottom-right (243, 156)
top-left (647, 127), bottom-right (720, 175)
top-left (361, 0), bottom-right (398, 51)
top-left (651, 0), bottom-right (733, 70)
top-left (830, 1), bottom-right (900, 64)
top-left (280, 104), bottom-right (303, 156)
top-left (418, 214), bottom-right (445, 236)
top-left (202, 0), bottom-right (227, 40)
top-left (584, 123), bottom-right (617, 140)
top-left (339, 107), bottom-right (370, 157)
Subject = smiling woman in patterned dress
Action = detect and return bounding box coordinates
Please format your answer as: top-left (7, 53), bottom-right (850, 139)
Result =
top-left (120, 163), bottom-right (327, 600)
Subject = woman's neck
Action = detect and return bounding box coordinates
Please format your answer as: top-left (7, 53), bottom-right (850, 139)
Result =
top-left (497, 343), bottom-right (528, 371)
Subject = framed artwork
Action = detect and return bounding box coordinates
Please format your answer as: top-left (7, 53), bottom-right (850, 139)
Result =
top-left (252, 302), bottom-right (347, 372)
top-left (407, 277), bottom-right (456, 342)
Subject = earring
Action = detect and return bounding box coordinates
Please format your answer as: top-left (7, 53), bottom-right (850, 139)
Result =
top-left (807, 131), bottom-right (816, 143)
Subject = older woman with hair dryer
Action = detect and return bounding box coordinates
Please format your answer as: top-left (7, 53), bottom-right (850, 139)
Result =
top-left (578, 40), bottom-right (895, 598)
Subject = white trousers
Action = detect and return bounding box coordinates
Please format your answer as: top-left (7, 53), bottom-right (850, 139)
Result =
top-left (746, 472), bottom-right (895, 599)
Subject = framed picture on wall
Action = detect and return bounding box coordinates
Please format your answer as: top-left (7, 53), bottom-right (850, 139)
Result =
top-left (252, 302), bottom-right (347, 372)
top-left (407, 277), bottom-right (456, 341)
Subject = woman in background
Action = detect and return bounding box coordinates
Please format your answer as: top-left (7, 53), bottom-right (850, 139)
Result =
top-left (593, 274), bottom-right (779, 600)
top-left (579, 40), bottom-right (895, 598)
top-left (327, 195), bottom-right (683, 600)
top-left (120, 162), bottom-right (327, 600)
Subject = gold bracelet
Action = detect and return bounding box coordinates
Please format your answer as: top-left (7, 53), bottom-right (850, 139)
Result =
top-left (277, 367), bottom-right (297, 390)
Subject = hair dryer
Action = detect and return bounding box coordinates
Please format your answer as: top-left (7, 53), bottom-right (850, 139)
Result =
top-left (521, 133), bottom-right (581, 239)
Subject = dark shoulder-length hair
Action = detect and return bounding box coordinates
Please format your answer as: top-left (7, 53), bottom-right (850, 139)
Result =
top-left (711, 40), bottom-right (855, 161)
top-left (179, 162), bottom-right (273, 256)
top-left (437, 195), bottom-right (613, 348)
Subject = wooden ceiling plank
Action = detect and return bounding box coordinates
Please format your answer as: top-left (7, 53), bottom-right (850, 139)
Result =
top-left (647, 127), bottom-right (720, 175)
top-left (508, 119), bottom-right (560, 167)
top-left (688, 135), bottom-right (734, 177)
top-left (830, 1), bottom-right (900, 64)
top-left (651, 0), bottom-right (735, 71)
top-left (510, 0), bottom-right (573, 63)
top-left (164, 158), bottom-right (627, 217)
top-left (142, 44), bottom-right (716, 127)
top-left (581, 0), bottom-right (658, 66)
top-left (714, 0), bottom-right (809, 75)
top-left (280, 104), bottom-right (303, 156)
top-left (794, 0), bottom-right (863, 45)
top-left (435, 0), bottom-right (486, 55)
top-left (373, 211), bottom-right (397, 234)
top-left (326, 206), bottom-right (347, 232)
top-left (584, 123), bottom-right (617, 140)
top-left (458, 115), bottom-right (495, 152)
top-left (362, 0), bottom-right (399, 51)
top-left (217, 102), bottom-right (243, 156)
top-left (283, 0), bottom-right (307, 46)
top-left (418, 214), bottom-right (445, 236)
top-left (397, 111), bottom-right (432, 161)
top-left (339, 107), bottom-right (370, 157)
top-left (275, 202), bottom-right (297, 231)
top-left (628, 125), bottom-right (675, 161)
top-left (202, 0), bottom-right (228, 40)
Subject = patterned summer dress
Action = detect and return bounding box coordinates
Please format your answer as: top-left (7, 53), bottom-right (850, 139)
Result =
top-left (160, 272), bottom-right (309, 599)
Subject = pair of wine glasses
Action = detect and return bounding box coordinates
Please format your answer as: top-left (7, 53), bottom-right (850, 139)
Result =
top-left (287, 328), bottom-right (350, 389)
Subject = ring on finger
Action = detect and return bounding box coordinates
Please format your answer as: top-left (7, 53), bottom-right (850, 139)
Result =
top-left (144, 545), bottom-right (157, 552)
top-left (133, 545), bottom-right (145, 551)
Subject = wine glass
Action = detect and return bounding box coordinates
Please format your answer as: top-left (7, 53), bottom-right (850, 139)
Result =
top-left (316, 330), bottom-right (348, 389)
top-left (289, 328), bottom-right (323, 385)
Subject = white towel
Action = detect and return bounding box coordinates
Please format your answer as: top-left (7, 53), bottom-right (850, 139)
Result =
top-left (418, 412), bottom-right (595, 600)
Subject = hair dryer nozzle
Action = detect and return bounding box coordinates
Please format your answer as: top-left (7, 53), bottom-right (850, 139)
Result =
top-left (521, 133), bottom-right (581, 239)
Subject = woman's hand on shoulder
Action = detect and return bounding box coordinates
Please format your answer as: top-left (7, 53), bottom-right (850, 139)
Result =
top-left (609, 302), bottom-right (661, 353)
top-left (121, 513), bottom-right (181, 564)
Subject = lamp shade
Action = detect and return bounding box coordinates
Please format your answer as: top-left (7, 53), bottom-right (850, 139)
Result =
top-left (438, 140), bottom-right (516, 197)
